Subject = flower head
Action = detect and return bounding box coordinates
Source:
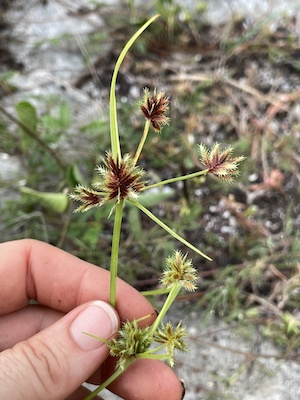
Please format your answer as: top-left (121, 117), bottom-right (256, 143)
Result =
top-left (154, 321), bottom-right (187, 367)
top-left (109, 320), bottom-right (152, 370)
top-left (69, 152), bottom-right (146, 212)
top-left (140, 87), bottom-right (170, 132)
top-left (198, 143), bottom-right (246, 183)
top-left (160, 250), bottom-right (198, 291)
top-left (94, 152), bottom-right (146, 201)
top-left (68, 186), bottom-right (104, 213)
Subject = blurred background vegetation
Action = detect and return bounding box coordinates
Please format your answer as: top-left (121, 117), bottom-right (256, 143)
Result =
top-left (1, 0), bottom-right (300, 371)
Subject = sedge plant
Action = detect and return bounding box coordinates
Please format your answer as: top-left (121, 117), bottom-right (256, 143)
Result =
top-left (69, 14), bottom-right (245, 399)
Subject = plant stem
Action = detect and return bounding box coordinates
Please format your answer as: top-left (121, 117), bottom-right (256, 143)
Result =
top-left (143, 343), bottom-right (166, 354)
top-left (142, 169), bottom-right (209, 191)
top-left (109, 200), bottom-right (124, 307)
top-left (150, 282), bottom-right (181, 334)
top-left (83, 360), bottom-right (135, 400)
top-left (133, 119), bottom-right (151, 165)
top-left (130, 200), bottom-right (212, 261)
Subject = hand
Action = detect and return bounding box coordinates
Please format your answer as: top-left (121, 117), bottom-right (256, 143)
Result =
top-left (0, 239), bottom-right (184, 400)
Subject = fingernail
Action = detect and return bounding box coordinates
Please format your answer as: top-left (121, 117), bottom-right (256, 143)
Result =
top-left (180, 379), bottom-right (186, 399)
top-left (70, 301), bottom-right (119, 350)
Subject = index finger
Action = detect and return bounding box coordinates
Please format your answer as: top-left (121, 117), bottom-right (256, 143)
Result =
top-left (0, 239), bottom-right (155, 324)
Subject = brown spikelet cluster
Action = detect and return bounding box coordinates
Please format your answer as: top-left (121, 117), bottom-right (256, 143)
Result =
top-left (198, 143), bottom-right (246, 183)
top-left (140, 88), bottom-right (170, 132)
top-left (95, 153), bottom-right (146, 202)
top-left (69, 187), bottom-right (103, 213)
top-left (69, 153), bottom-right (146, 212)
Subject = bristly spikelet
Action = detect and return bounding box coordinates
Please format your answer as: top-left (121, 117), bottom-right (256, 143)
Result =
top-left (140, 88), bottom-right (170, 132)
top-left (198, 143), bottom-right (246, 183)
top-left (69, 152), bottom-right (146, 213)
top-left (108, 320), bottom-right (152, 370)
top-left (160, 250), bottom-right (198, 291)
top-left (154, 321), bottom-right (187, 367)
top-left (93, 152), bottom-right (146, 202)
top-left (68, 186), bottom-right (103, 212)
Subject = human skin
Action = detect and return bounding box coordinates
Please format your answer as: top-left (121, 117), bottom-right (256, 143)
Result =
top-left (0, 239), bottom-right (184, 400)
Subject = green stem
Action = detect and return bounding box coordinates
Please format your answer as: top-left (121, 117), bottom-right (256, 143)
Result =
top-left (133, 119), bottom-right (151, 165)
top-left (143, 343), bottom-right (166, 354)
top-left (129, 200), bottom-right (212, 261)
top-left (142, 169), bottom-right (209, 191)
top-left (150, 283), bottom-right (181, 334)
top-left (109, 200), bottom-right (124, 307)
top-left (83, 360), bottom-right (135, 400)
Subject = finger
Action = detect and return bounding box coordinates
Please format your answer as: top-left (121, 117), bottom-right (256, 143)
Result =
top-left (0, 240), bottom-right (184, 399)
top-left (0, 301), bottom-right (119, 400)
top-left (0, 304), bottom-right (185, 400)
top-left (0, 239), bottom-right (155, 325)
top-left (103, 358), bottom-right (185, 400)
top-left (0, 305), bottom-right (63, 350)
top-left (0, 304), bottom-right (121, 377)
top-left (66, 386), bottom-right (104, 400)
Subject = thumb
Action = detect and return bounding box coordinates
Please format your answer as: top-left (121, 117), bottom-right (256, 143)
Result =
top-left (0, 300), bottom-right (119, 400)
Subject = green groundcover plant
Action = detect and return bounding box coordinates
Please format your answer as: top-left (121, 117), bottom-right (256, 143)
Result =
top-left (69, 15), bottom-right (245, 399)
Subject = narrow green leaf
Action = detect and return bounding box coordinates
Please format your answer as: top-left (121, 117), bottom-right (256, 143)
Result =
top-left (130, 199), bottom-right (212, 261)
top-left (110, 14), bottom-right (160, 158)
